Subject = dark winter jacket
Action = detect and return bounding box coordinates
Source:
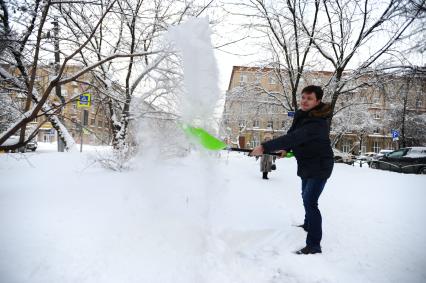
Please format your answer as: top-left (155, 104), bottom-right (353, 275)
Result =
top-left (262, 102), bottom-right (334, 179)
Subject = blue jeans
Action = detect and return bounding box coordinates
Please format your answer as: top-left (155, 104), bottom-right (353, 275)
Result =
top-left (301, 178), bottom-right (328, 250)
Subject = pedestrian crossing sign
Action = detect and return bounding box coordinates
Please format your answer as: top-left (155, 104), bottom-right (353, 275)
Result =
top-left (78, 93), bottom-right (91, 108)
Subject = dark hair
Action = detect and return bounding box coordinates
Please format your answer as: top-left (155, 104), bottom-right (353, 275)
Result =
top-left (301, 85), bottom-right (323, 100)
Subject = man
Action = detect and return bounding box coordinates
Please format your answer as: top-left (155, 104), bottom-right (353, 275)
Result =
top-left (250, 85), bottom-right (333, 255)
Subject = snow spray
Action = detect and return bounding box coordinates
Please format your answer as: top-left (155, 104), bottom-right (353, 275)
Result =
top-left (167, 17), bottom-right (221, 128)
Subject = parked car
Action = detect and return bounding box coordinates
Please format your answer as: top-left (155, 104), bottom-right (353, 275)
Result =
top-left (2, 135), bottom-right (20, 147)
top-left (356, 152), bottom-right (377, 162)
top-left (2, 135), bottom-right (38, 152)
top-left (26, 139), bottom-right (38, 151)
top-left (376, 149), bottom-right (393, 158)
top-left (369, 147), bottom-right (426, 174)
top-left (332, 148), bottom-right (355, 164)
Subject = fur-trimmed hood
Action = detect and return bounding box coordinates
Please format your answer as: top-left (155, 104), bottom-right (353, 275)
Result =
top-left (308, 102), bottom-right (333, 118)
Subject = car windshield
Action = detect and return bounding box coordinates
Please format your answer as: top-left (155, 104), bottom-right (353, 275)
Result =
top-left (387, 149), bottom-right (406, 158)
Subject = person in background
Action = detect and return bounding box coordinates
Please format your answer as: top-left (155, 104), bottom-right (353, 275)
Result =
top-left (260, 137), bottom-right (275, 179)
top-left (250, 85), bottom-right (334, 255)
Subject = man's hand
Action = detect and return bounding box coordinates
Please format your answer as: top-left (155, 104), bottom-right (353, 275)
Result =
top-left (276, 150), bottom-right (287, 158)
top-left (249, 145), bottom-right (264, 156)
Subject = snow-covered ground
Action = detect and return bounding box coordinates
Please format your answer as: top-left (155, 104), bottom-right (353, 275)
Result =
top-left (1, 143), bottom-right (425, 283)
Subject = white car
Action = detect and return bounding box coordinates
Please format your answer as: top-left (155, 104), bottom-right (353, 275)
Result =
top-left (332, 148), bottom-right (355, 164)
top-left (2, 135), bottom-right (37, 152)
top-left (2, 135), bottom-right (20, 146)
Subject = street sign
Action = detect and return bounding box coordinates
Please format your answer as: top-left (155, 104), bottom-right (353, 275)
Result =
top-left (391, 130), bottom-right (399, 141)
top-left (77, 93), bottom-right (91, 108)
top-left (287, 111), bottom-right (295, 117)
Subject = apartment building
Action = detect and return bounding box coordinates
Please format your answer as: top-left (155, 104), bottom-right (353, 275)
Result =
top-left (1, 64), bottom-right (112, 145)
top-left (222, 66), bottom-right (426, 153)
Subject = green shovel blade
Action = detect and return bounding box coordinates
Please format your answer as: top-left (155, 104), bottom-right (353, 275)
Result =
top-left (182, 124), bottom-right (227, 150)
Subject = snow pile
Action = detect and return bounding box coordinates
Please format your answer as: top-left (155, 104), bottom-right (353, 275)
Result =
top-left (167, 17), bottom-right (221, 128)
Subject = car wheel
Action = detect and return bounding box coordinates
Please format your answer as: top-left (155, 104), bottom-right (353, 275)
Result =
top-left (370, 162), bottom-right (377, 169)
top-left (32, 148), bottom-right (36, 152)
top-left (419, 167), bottom-right (426, 175)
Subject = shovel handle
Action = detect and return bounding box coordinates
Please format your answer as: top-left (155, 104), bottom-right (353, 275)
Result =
top-left (226, 147), bottom-right (283, 157)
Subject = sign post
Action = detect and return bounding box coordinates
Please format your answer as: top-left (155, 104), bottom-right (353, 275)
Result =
top-left (77, 93), bottom-right (91, 152)
top-left (391, 130), bottom-right (399, 141)
top-left (78, 93), bottom-right (91, 108)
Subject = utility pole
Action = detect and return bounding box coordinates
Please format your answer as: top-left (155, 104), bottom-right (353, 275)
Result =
top-left (53, 17), bottom-right (65, 152)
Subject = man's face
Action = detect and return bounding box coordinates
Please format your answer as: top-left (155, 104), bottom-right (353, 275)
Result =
top-left (300, 92), bottom-right (321, 111)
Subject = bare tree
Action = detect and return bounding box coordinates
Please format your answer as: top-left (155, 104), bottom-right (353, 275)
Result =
top-left (230, 0), bottom-right (423, 131)
top-left (299, 0), bottom-right (425, 119)
top-left (331, 89), bottom-right (379, 148)
top-left (0, 0), bottom-right (177, 150)
top-left (226, 0), bottom-right (320, 111)
top-left (381, 68), bottom-right (426, 147)
top-left (55, 0), bottom-right (216, 150)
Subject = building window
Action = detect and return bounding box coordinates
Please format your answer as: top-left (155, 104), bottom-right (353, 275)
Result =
top-left (374, 127), bottom-right (380, 134)
top-left (91, 118), bottom-right (95, 126)
top-left (372, 95), bottom-right (380, 104)
top-left (361, 145), bottom-right (367, 154)
top-left (312, 78), bottom-right (321, 85)
top-left (281, 120), bottom-right (286, 128)
top-left (267, 120), bottom-right (273, 129)
top-left (98, 119), bottom-right (103, 127)
top-left (239, 120), bottom-right (246, 128)
top-left (254, 73), bottom-right (262, 84)
top-left (268, 74), bottom-right (277, 85)
top-left (386, 142), bottom-right (394, 150)
top-left (251, 136), bottom-right (260, 148)
top-left (416, 98), bottom-right (423, 108)
top-left (253, 120), bottom-right (259, 127)
top-left (342, 140), bottom-right (351, 153)
top-left (239, 73), bottom-right (248, 85)
top-left (373, 141), bottom-right (381, 153)
top-left (373, 111), bottom-right (381, 119)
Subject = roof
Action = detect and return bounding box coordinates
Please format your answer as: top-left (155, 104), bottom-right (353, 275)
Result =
top-left (227, 65), bottom-right (337, 91)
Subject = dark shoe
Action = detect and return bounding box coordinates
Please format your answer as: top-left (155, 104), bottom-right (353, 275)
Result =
top-left (297, 224), bottom-right (308, 232)
top-left (295, 246), bottom-right (322, 255)
top-left (262, 172), bottom-right (269, 179)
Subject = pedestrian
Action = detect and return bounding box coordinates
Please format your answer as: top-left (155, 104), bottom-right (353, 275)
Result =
top-left (250, 85), bottom-right (333, 255)
top-left (259, 137), bottom-right (276, 179)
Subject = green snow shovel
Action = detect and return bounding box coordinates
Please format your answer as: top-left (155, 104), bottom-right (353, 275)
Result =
top-left (181, 123), bottom-right (294, 157)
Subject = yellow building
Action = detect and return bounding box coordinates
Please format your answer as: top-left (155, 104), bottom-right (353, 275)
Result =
top-left (222, 66), bottom-right (426, 153)
top-left (3, 64), bottom-right (112, 145)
